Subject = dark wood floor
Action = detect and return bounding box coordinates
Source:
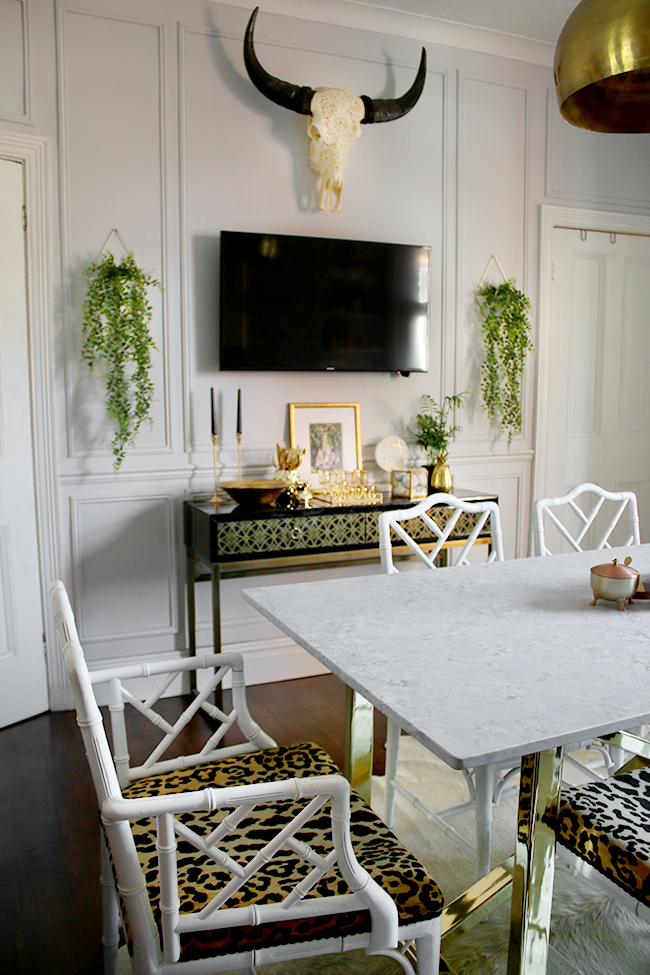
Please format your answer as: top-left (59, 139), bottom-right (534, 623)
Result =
top-left (0, 674), bottom-right (387, 974)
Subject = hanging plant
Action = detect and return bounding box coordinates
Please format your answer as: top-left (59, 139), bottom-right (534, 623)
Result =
top-left (81, 250), bottom-right (160, 470)
top-left (476, 278), bottom-right (534, 446)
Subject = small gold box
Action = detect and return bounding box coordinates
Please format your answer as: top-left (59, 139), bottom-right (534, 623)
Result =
top-left (390, 469), bottom-right (428, 500)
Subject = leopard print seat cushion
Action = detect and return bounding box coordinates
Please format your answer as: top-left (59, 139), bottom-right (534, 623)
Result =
top-left (555, 765), bottom-right (650, 905)
top-left (119, 742), bottom-right (443, 962)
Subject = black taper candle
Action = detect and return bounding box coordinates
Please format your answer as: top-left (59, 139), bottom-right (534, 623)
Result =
top-left (236, 388), bottom-right (242, 436)
top-left (210, 387), bottom-right (216, 437)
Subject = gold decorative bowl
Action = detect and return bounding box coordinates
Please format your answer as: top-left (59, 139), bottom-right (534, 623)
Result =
top-left (219, 480), bottom-right (287, 508)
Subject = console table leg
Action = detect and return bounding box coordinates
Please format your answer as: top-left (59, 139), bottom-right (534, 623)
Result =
top-left (186, 551), bottom-right (197, 694)
top-left (344, 686), bottom-right (374, 804)
top-left (211, 564), bottom-right (223, 711)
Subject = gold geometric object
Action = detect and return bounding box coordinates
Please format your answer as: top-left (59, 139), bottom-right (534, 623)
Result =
top-left (216, 511), bottom-right (368, 555)
top-left (276, 444), bottom-right (305, 470)
top-left (554, 0), bottom-right (650, 132)
top-left (390, 468), bottom-right (428, 500)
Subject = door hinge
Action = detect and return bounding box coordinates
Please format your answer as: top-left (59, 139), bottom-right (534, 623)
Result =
top-left (22, 204), bottom-right (27, 232)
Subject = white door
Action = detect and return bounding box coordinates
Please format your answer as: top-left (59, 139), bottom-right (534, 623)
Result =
top-left (540, 226), bottom-right (650, 545)
top-left (0, 157), bottom-right (49, 726)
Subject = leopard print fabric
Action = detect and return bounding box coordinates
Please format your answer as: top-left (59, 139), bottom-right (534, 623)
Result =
top-left (118, 742), bottom-right (443, 961)
top-left (554, 765), bottom-right (650, 905)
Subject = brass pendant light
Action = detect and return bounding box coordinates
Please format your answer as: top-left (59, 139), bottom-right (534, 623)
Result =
top-left (554, 0), bottom-right (650, 132)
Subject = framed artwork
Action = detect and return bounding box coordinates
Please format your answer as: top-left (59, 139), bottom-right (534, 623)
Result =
top-left (288, 403), bottom-right (362, 484)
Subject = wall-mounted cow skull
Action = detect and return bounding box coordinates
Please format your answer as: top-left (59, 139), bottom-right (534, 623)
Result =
top-left (243, 7), bottom-right (427, 212)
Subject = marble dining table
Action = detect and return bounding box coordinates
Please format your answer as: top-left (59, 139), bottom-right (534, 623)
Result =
top-left (243, 544), bottom-right (650, 974)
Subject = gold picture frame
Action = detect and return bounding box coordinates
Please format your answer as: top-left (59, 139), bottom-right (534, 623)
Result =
top-left (289, 403), bottom-right (362, 485)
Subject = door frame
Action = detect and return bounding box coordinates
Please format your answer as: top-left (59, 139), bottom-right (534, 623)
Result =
top-left (534, 205), bottom-right (650, 505)
top-left (0, 131), bottom-right (61, 706)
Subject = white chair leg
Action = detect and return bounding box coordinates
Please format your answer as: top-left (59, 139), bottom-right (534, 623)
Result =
top-left (473, 764), bottom-right (494, 879)
top-left (384, 718), bottom-right (401, 827)
top-left (100, 833), bottom-right (121, 975)
top-left (414, 919), bottom-right (441, 975)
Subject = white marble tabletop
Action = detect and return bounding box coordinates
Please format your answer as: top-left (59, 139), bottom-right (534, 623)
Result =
top-left (243, 545), bottom-right (650, 771)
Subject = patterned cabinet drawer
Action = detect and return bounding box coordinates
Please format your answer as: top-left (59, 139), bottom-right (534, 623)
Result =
top-left (216, 511), bottom-right (368, 558)
top-left (365, 506), bottom-right (488, 545)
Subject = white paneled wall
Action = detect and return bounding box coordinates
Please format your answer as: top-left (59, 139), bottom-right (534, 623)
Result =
top-left (1, 0), bottom-right (649, 708)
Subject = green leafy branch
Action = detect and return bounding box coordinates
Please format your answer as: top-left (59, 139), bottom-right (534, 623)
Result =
top-left (412, 393), bottom-right (467, 464)
top-left (81, 251), bottom-right (160, 470)
top-left (476, 279), bottom-right (534, 446)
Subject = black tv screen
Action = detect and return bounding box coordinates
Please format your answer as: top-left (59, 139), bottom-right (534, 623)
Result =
top-left (219, 231), bottom-right (430, 372)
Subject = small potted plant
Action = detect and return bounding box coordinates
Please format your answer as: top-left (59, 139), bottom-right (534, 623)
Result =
top-left (412, 393), bottom-right (466, 493)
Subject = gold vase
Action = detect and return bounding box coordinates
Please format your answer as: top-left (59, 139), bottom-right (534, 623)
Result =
top-left (430, 455), bottom-right (452, 493)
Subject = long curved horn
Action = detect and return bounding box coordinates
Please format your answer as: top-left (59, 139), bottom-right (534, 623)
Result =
top-left (360, 47), bottom-right (427, 123)
top-left (244, 7), bottom-right (315, 116)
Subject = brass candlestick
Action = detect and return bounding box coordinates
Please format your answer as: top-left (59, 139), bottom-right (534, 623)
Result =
top-left (237, 432), bottom-right (242, 480)
top-left (209, 434), bottom-right (220, 504)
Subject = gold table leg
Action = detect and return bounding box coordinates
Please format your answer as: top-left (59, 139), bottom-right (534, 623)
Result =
top-left (344, 686), bottom-right (374, 804)
top-left (507, 747), bottom-right (564, 975)
top-left (441, 855), bottom-right (514, 949)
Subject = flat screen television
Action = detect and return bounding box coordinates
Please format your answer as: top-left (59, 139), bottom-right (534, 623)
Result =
top-left (219, 230), bottom-right (430, 373)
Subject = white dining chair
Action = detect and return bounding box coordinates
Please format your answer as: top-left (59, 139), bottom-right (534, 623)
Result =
top-left (50, 580), bottom-right (444, 975)
top-left (532, 482), bottom-right (640, 557)
top-left (554, 729), bottom-right (650, 928)
top-left (378, 494), bottom-right (509, 878)
top-left (533, 483), bottom-right (643, 775)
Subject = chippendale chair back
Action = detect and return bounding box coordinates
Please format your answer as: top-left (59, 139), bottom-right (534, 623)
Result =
top-left (377, 495), bottom-right (509, 878)
top-left (50, 580), bottom-right (443, 975)
top-left (378, 493), bottom-right (504, 572)
top-left (533, 482), bottom-right (640, 556)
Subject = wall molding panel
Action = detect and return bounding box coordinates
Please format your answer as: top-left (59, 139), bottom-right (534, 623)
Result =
top-left (545, 90), bottom-right (650, 209)
top-left (0, 0), bottom-right (31, 122)
top-left (70, 493), bottom-right (177, 646)
top-left (178, 15), bottom-right (448, 458)
top-left (56, 3), bottom-right (171, 465)
top-left (456, 71), bottom-right (531, 448)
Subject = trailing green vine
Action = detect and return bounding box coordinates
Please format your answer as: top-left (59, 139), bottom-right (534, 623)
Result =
top-left (81, 251), bottom-right (160, 470)
top-left (476, 278), bottom-right (534, 446)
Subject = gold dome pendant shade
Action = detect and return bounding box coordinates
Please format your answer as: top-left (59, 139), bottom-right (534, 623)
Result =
top-left (554, 0), bottom-right (650, 132)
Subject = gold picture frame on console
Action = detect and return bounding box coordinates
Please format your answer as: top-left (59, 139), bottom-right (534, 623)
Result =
top-left (289, 402), bottom-right (362, 485)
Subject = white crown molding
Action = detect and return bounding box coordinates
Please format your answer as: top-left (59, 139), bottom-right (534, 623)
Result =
top-left (207, 0), bottom-right (555, 66)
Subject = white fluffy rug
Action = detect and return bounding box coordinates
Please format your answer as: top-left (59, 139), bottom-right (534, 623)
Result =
top-left (117, 739), bottom-right (650, 974)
